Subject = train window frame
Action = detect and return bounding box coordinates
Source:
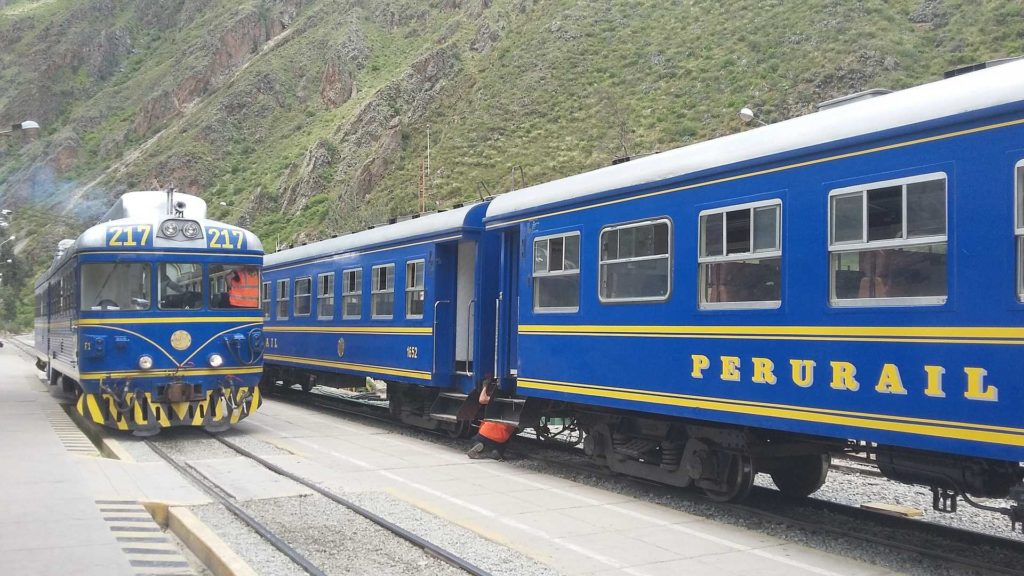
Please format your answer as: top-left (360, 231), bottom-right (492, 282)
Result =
top-left (342, 268), bottom-right (362, 320)
top-left (1016, 161), bottom-right (1024, 301)
top-left (294, 277), bottom-right (312, 317)
top-left (317, 272), bottom-right (335, 320)
top-left (405, 259), bottom-right (425, 320)
top-left (697, 199), bottom-right (782, 310)
top-left (371, 263), bottom-right (395, 320)
top-left (80, 261), bottom-right (152, 311)
top-left (158, 262), bottom-right (204, 311)
top-left (532, 231), bottom-right (581, 313)
top-left (261, 281), bottom-right (271, 319)
top-left (827, 172), bottom-right (948, 307)
top-left (598, 218), bottom-right (672, 303)
top-left (276, 279), bottom-right (289, 320)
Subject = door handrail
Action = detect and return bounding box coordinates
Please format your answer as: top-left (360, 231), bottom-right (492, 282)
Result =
top-left (493, 292), bottom-right (502, 377)
top-left (432, 299), bottom-right (451, 375)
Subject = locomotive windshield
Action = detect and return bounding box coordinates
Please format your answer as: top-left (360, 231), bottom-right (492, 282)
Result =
top-left (209, 264), bottom-right (260, 309)
top-left (159, 262), bottom-right (203, 310)
top-left (80, 262), bottom-right (151, 310)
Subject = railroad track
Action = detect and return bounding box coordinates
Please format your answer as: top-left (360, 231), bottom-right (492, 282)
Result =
top-left (146, 428), bottom-right (490, 576)
top-left (208, 434), bottom-right (491, 576)
top-left (267, 383), bottom-right (1024, 575)
top-left (145, 439), bottom-right (328, 576)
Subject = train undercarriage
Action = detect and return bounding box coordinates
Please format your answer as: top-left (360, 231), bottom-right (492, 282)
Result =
top-left (265, 372), bottom-right (1024, 529)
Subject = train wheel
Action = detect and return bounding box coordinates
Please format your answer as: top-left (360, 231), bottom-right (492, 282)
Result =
top-left (770, 453), bottom-right (830, 498)
top-left (701, 452), bottom-right (755, 503)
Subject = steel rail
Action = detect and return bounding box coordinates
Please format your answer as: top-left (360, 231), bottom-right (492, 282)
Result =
top-left (212, 434), bottom-right (493, 576)
top-left (265, 385), bottom-right (1024, 575)
top-left (264, 384), bottom-right (1024, 573)
top-left (145, 440), bottom-right (327, 576)
top-left (523, 449), bottom-right (1024, 576)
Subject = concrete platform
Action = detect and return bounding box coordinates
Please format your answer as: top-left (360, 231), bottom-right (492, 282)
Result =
top-left (236, 398), bottom-right (902, 576)
top-left (0, 343), bottom-right (201, 576)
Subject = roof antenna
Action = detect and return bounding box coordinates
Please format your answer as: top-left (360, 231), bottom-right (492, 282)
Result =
top-left (476, 181), bottom-right (492, 202)
top-left (511, 165), bottom-right (526, 191)
top-left (165, 186), bottom-right (176, 216)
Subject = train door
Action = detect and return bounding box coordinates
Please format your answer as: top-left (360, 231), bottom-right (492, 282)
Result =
top-left (495, 228), bottom-right (520, 388)
top-left (454, 240), bottom-right (476, 376)
top-left (431, 243), bottom-right (457, 386)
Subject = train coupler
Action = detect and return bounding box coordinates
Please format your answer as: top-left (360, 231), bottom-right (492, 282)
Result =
top-left (930, 486), bottom-right (958, 513)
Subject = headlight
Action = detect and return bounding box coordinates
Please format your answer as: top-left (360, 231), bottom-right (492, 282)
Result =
top-left (182, 222), bottom-right (202, 239)
top-left (161, 221), bottom-right (179, 237)
top-left (138, 355), bottom-right (153, 370)
top-left (208, 353), bottom-right (224, 368)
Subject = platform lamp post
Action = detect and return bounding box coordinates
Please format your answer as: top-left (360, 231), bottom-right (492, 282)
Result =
top-left (0, 120), bottom-right (40, 136)
top-left (739, 107), bottom-right (769, 127)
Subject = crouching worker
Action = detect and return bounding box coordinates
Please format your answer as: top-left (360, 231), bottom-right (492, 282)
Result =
top-left (467, 381), bottom-right (516, 460)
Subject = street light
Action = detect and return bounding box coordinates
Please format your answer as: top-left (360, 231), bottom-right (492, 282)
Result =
top-left (739, 107), bottom-right (768, 127)
top-left (0, 235), bottom-right (15, 250)
top-left (0, 120), bottom-right (40, 136)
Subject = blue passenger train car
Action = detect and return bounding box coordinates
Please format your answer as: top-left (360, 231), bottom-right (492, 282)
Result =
top-left (265, 59), bottom-right (1024, 523)
top-left (34, 191), bottom-right (265, 434)
top-left (262, 203), bottom-right (499, 434)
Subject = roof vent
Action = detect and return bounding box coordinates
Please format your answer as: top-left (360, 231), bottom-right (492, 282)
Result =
top-left (816, 89), bottom-right (893, 112)
top-left (944, 57), bottom-right (1022, 78)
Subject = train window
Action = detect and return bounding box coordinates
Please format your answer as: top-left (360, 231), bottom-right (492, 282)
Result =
top-left (533, 232), bottom-right (580, 312)
top-left (828, 173), bottom-right (947, 306)
top-left (599, 219), bottom-right (671, 302)
top-left (159, 263), bottom-right (203, 310)
top-left (371, 264), bottom-right (395, 319)
top-left (81, 262), bottom-right (151, 311)
top-left (1016, 162), bottom-right (1024, 301)
top-left (317, 273), bottom-right (335, 319)
top-left (342, 268), bottom-right (362, 319)
top-left (294, 277), bottom-right (312, 316)
top-left (276, 279), bottom-right (289, 319)
top-left (698, 201), bottom-right (781, 309)
top-left (406, 260), bottom-right (425, 319)
top-left (261, 282), bottom-right (271, 319)
top-left (209, 264), bottom-right (260, 309)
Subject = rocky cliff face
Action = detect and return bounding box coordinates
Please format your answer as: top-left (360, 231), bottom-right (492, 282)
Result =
top-left (0, 0), bottom-right (1022, 312)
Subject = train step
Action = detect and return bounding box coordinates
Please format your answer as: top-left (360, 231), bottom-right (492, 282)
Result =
top-left (483, 397), bottom-right (526, 427)
top-left (429, 392), bottom-right (470, 423)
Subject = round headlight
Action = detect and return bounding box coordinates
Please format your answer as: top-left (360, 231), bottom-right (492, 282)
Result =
top-left (161, 221), bottom-right (179, 237)
top-left (208, 353), bottom-right (224, 368)
top-left (182, 222), bottom-right (202, 239)
top-left (138, 355), bottom-right (154, 370)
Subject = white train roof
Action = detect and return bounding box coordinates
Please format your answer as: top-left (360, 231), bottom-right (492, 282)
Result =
top-left (485, 59), bottom-right (1024, 223)
top-left (264, 203), bottom-right (486, 268)
top-left (37, 191), bottom-right (262, 286)
top-left (102, 190), bottom-right (207, 221)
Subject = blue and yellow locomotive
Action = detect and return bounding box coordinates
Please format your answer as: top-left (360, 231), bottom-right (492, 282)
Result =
top-left (34, 190), bottom-right (265, 434)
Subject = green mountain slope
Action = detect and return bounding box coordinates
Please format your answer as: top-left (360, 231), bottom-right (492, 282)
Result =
top-left (0, 0), bottom-right (1022, 328)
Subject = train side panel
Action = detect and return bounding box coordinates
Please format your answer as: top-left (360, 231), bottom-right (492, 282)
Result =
top-left (509, 105), bottom-right (1024, 463)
